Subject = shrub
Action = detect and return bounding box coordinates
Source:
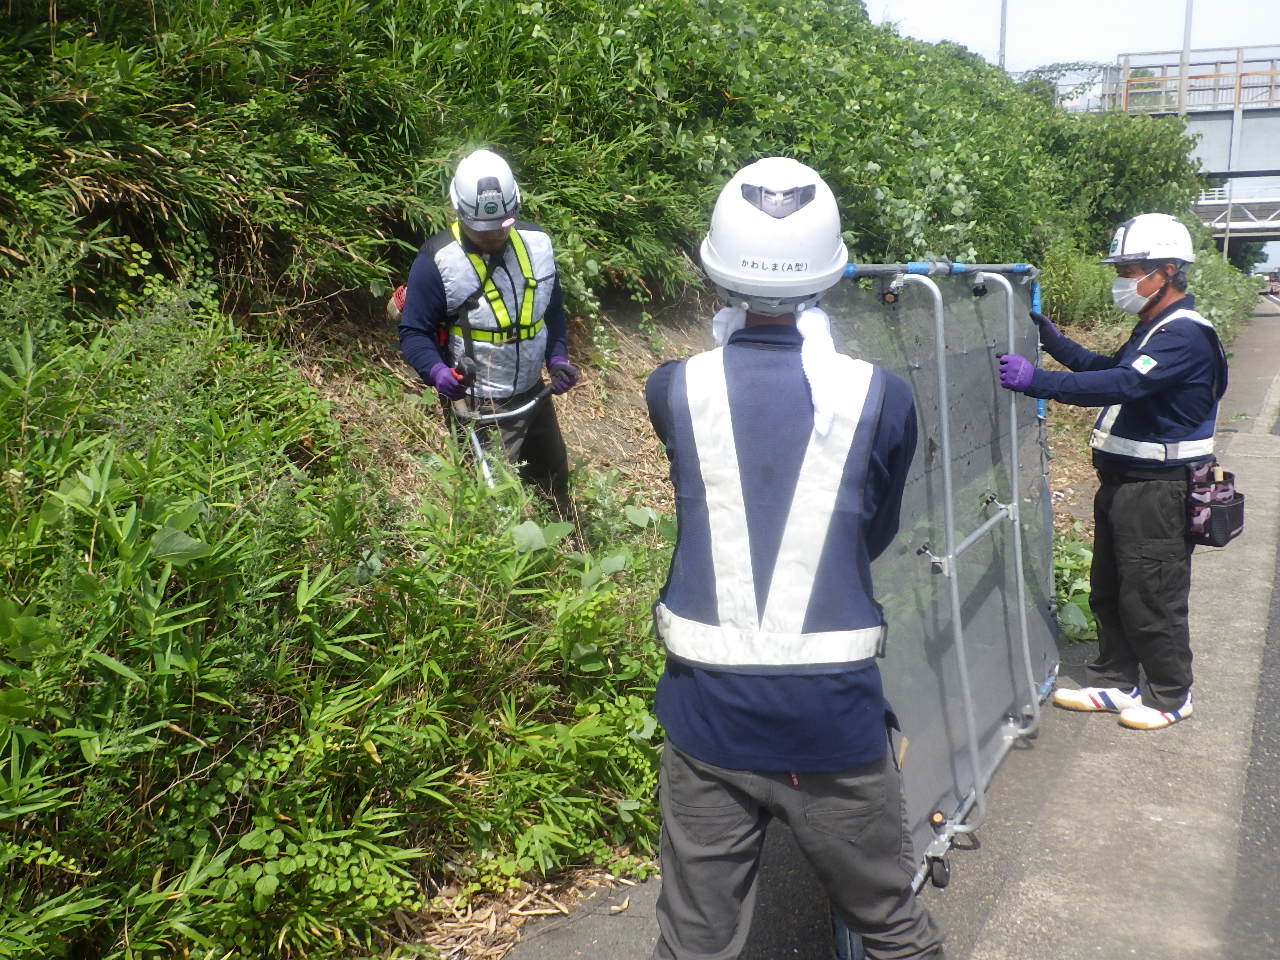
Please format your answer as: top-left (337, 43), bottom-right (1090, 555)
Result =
top-left (0, 0), bottom-right (1222, 324)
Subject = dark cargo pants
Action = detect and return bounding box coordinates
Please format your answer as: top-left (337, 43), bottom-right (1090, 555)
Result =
top-left (1088, 473), bottom-right (1194, 711)
top-left (651, 744), bottom-right (942, 960)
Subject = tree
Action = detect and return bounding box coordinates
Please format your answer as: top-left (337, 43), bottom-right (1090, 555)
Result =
top-left (1222, 240), bottom-right (1269, 274)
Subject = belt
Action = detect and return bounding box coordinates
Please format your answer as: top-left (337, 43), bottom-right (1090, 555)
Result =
top-left (464, 382), bottom-right (547, 411)
top-left (1096, 463), bottom-right (1194, 483)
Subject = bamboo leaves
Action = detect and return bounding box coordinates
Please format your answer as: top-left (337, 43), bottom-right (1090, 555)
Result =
top-left (0, 274), bottom-right (670, 957)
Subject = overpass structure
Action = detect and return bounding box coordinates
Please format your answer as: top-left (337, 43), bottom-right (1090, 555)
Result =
top-left (1092, 46), bottom-right (1280, 248)
top-left (1194, 185), bottom-right (1280, 245)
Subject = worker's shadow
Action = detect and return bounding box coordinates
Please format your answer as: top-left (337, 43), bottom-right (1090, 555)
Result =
top-left (741, 821), bottom-right (838, 960)
top-left (1056, 638), bottom-right (1100, 686)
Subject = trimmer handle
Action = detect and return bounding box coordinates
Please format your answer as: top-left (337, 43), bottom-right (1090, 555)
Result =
top-left (453, 356), bottom-right (478, 387)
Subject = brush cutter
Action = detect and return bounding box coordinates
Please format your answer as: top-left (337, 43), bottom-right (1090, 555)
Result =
top-left (449, 356), bottom-right (552, 489)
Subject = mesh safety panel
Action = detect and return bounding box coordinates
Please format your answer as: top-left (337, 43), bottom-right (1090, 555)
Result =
top-left (823, 274), bottom-right (1059, 863)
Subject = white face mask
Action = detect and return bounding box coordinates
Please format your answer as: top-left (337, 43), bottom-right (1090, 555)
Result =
top-left (1110, 269), bottom-right (1162, 314)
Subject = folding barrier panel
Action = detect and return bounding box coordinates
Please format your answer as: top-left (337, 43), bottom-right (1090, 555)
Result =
top-left (821, 264), bottom-right (1060, 906)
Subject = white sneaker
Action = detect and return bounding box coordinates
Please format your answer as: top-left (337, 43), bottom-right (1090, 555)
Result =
top-left (1119, 692), bottom-right (1193, 730)
top-left (1051, 685), bottom-right (1141, 713)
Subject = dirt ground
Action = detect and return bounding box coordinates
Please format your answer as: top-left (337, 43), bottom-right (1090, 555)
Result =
top-left (289, 288), bottom-right (719, 518)
top-left (1042, 322), bottom-right (1132, 536)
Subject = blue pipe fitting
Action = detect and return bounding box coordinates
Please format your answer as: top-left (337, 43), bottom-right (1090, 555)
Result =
top-left (1031, 279), bottom-right (1047, 419)
top-left (845, 261), bottom-right (1041, 281)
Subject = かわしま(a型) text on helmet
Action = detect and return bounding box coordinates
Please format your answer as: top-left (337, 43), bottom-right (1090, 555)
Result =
top-left (699, 157), bottom-right (849, 317)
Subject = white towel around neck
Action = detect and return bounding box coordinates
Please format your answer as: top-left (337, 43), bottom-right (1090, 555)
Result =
top-left (710, 305), bottom-right (843, 436)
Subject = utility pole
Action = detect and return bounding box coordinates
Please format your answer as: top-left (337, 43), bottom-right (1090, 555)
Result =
top-left (1178, 0), bottom-right (1193, 113)
top-left (998, 0), bottom-right (1008, 69)
top-left (1223, 47), bottom-right (1244, 263)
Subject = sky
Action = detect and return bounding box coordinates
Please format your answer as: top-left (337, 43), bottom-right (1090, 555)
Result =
top-left (861, 0), bottom-right (1280, 269)
top-left (861, 0), bottom-right (1279, 74)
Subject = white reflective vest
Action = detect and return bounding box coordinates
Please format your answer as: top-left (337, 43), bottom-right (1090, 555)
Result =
top-left (655, 347), bottom-right (886, 669)
top-left (434, 226), bottom-right (557, 398)
top-left (1089, 309), bottom-right (1221, 464)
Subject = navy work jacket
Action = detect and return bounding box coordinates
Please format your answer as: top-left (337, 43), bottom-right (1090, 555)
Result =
top-left (1025, 295), bottom-right (1227, 469)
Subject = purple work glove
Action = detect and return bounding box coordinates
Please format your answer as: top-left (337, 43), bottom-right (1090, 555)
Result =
top-left (546, 356), bottom-right (579, 395)
top-left (998, 354), bottom-right (1036, 393)
top-left (428, 361), bottom-right (468, 401)
top-left (1029, 310), bottom-right (1063, 348)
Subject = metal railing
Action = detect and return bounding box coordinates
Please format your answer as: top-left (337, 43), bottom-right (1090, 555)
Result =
top-left (1201, 201), bottom-right (1280, 231)
top-left (1196, 185), bottom-right (1280, 204)
top-left (1094, 45), bottom-right (1280, 115)
top-left (1110, 69), bottom-right (1280, 114)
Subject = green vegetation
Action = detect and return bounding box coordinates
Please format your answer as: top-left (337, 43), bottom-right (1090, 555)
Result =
top-left (0, 0), bottom-right (1269, 956)
top-left (0, 263), bottom-right (668, 957)
top-left (1224, 240), bottom-right (1269, 275)
top-left (0, 0), bottom-right (1249, 318)
top-left (1053, 527), bottom-right (1096, 642)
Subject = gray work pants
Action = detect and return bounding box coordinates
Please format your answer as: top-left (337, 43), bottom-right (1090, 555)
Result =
top-left (651, 744), bottom-right (942, 960)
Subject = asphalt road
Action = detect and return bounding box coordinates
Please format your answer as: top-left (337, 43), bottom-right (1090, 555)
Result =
top-left (1225, 502), bottom-right (1280, 960)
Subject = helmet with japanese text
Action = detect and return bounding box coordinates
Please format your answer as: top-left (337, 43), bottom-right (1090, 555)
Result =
top-left (700, 157), bottom-right (849, 316)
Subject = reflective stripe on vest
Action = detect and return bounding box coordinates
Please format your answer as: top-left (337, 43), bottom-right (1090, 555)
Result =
top-left (449, 221), bottom-right (540, 340)
top-left (1090, 309), bottom-right (1219, 463)
top-left (656, 347), bottom-right (885, 668)
top-left (454, 319), bottom-right (544, 344)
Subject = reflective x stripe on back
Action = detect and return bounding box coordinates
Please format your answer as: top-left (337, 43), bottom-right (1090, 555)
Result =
top-left (663, 348), bottom-right (882, 666)
top-left (449, 221), bottom-right (540, 339)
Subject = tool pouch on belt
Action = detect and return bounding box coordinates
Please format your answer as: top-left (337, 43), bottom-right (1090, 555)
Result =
top-left (1187, 459), bottom-right (1244, 547)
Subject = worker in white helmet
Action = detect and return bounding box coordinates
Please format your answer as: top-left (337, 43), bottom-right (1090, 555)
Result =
top-left (396, 148), bottom-right (578, 511)
top-left (644, 158), bottom-right (943, 960)
top-left (997, 213), bottom-right (1228, 730)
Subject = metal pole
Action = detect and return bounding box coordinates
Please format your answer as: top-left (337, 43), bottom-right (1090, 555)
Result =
top-left (1178, 0), bottom-right (1193, 114)
top-left (983, 272), bottom-right (1041, 738)
top-left (1224, 48), bottom-right (1245, 262)
top-left (998, 0), bottom-right (1008, 69)
top-left (900, 273), bottom-right (988, 836)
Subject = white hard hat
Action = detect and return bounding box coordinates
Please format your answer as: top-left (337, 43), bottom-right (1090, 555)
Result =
top-left (1100, 213), bottom-right (1195, 265)
top-left (449, 149), bottom-right (521, 230)
top-left (700, 157), bottom-right (849, 316)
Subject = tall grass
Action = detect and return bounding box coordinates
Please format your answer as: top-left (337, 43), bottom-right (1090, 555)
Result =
top-left (0, 260), bottom-right (669, 958)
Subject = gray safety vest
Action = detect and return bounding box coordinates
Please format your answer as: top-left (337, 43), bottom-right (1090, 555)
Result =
top-left (434, 225), bottom-right (557, 398)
